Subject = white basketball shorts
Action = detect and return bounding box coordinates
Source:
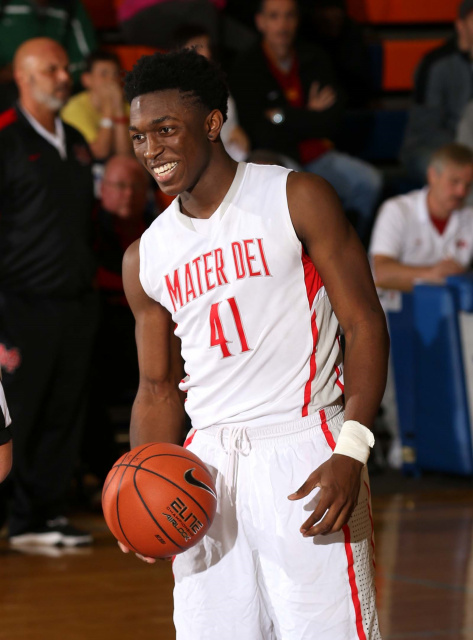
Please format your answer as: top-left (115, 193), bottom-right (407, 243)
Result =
top-left (173, 405), bottom-right (382, 640)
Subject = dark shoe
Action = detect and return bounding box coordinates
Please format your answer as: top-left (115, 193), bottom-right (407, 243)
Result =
top-left (9, 517), bottom-right (93, 547)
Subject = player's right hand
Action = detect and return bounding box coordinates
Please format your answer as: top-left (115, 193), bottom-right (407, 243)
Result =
top-left (117, 540), bottom-right (157, 564)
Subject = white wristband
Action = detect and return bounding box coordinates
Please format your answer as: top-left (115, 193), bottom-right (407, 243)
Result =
top-left (333, 420), bottom-right (375, 465)
top-left (100, 117), bottom-right (113, 129)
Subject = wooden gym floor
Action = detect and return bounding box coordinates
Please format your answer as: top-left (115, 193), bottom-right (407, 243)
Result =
top-left (1, 483), bottom-right (473, 640)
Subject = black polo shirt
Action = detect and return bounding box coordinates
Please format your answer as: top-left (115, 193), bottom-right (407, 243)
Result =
top-left (0, 105), bottom-right (96, 297)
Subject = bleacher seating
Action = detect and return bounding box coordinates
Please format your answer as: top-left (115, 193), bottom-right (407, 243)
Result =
top-left (347, 0), bottom-right (460, 24)
top-left (104, 45), bottom-right (161, 71)
top-left (382, 38), bottom-right (445, 91)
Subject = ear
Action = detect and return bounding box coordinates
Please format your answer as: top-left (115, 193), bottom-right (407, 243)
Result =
top-left (205, 109), bottom-right (224, 141)
top-left (81, 71), bottom-right (91, 89)
top-left (427, 165), bottom-right (438, 185)
top-left (255, 13), bottom-right (265, 34)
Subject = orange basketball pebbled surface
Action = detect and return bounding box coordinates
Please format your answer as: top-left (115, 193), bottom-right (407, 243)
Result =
top-left (102, 442), bottom-right (217, 558)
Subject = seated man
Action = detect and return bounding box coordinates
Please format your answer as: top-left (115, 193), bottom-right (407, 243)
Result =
top-left (370, 143), bottom-right (473, 292)
top-left (62, 50), bottom-right (132, 162)
top-left (230, 0), bottom-right (382, 242)
top-left (400, 0), bottom-right (473, 184)
top-left (83, 155), bottom-right (153, 483)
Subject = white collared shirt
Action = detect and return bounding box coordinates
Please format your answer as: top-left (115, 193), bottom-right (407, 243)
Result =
top-left (19, 104), bottom-right (67, 160)
top-left (369, 187), bottom-right (473, 267)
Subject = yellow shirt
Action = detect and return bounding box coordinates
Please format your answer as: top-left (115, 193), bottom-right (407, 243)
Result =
top-left (61, 91), bottom-right (130, 143)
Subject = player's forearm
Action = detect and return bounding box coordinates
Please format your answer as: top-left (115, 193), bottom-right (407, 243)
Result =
top-left (374, 259), bottom-right (433, 291)
top-left (342, 314), bottom-right (389, 430)
top-left (90, 126), bottom-right (114, 160)
top-left (130, 385), bottom-right (186, 448)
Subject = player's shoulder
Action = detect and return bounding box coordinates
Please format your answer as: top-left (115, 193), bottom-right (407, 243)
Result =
top-left (287, 170), bottom-right (340, 204)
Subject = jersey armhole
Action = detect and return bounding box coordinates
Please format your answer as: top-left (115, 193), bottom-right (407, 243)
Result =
top-left (138, 233), bottom-right (157, 301)
top-left (282, 170), bottom-right (304, 253)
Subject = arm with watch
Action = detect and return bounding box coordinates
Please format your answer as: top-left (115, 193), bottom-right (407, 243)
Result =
top-left (90, 82), bottom-right (132, 160)
top-left (230, 46), bottom-right (344, 156)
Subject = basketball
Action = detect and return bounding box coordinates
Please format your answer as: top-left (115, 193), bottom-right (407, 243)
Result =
top-left (102, 442), bottom-right (217, 558)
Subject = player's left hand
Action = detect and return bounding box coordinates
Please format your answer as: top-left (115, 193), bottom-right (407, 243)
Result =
top-left (288, 454), bottom-right (363, 536)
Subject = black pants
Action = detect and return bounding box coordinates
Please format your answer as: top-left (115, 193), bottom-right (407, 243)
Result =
top-left (0, 292), bottom-right (99, 535)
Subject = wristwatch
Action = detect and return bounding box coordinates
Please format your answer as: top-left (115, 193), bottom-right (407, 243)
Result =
top-left (100, 117), bottom-right (113, 129)
top-left (271, 110), bottom-right (285, 125)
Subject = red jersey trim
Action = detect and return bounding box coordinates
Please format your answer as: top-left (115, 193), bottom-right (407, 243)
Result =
top-left (183, 429), bottom-right (196, 449)
top-left (0, 108), bottom-right (17, 131)
top-left (301, 247), bottom-right (324, 416)
top-left (319, 408), bottom-right (336, 450)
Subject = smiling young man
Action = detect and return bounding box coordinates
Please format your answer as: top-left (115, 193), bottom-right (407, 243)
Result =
top-left (121, 49), bottom-right (389, 640)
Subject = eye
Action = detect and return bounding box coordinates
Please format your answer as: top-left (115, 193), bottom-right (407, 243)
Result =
top-left (160, 126), bottom-right (174, 135)
top-left (132, 133), bottom-right (145, 142)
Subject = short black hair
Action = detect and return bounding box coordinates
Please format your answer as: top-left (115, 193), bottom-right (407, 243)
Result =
top-left (85, 49), bottom-right (121, 73)
top-left (124, 49), bottom-right (228, 122)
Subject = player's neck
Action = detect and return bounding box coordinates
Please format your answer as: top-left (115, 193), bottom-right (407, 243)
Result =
top-left (19, 98), bottom-right (58, 134)
top-left (179, 152), bottom-right (238, 220)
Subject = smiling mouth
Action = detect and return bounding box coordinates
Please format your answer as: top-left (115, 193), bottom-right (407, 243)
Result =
top-left (153, 162), bottom-right (178, 177)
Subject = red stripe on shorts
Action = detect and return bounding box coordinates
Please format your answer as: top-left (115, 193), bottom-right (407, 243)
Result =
top-left (343, 524), bottom-right (367, 640)
top-left (319, 409), bottom-right (336, 450)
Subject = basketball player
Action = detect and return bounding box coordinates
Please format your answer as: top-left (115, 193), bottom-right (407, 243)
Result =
top-left (120, 49), bottom-right (389, 640)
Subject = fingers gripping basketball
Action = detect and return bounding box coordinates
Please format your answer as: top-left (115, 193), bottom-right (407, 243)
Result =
top-left (102, 442), bottom-right (217, 558)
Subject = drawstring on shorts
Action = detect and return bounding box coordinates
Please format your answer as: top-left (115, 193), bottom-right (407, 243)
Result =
top-left (217, 426), bottom-right (251, 504)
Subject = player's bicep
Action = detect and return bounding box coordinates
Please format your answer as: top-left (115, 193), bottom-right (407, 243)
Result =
top-left (287, 173), bottom-right (384, 334)
top-left (123, 240), bottom-right (176, 387)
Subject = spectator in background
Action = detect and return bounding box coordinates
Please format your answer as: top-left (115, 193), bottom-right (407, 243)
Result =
top-left (0, 38), bottom-right (98, 547)
top-left (230, 0), bottom-right (382, 242)
top-left (173, 23), bottom-right (250, 161)
top-left (301, 0), bottom-right (373, 108)
top-left (0, 0), bottom-right (96, 111)
top-left (370, 144), bottom-right (473, 292)
top-left (62, 50), bottom-right (132, 162)
top-left (83, 155), bottom-right (152, 483)
top-left (0, 379), bottom-right (12, 484)
top-left (401, 0), bottom-right (473, 185)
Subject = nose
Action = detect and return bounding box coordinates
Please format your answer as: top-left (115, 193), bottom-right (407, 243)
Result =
top-left (144, 135), bottom-right (164, 160)
top-left (58, 67), bottom-right (71, 84)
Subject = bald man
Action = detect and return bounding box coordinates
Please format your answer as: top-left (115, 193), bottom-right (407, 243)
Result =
top-left (0, 38), bottom-right (98, 547)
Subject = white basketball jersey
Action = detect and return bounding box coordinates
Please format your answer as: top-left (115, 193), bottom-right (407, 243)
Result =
top-left (140, 163), bottom-right (344, 429)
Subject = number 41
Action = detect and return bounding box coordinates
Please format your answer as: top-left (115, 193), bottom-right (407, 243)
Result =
top-left (209, 297), bottom-right (251, 358)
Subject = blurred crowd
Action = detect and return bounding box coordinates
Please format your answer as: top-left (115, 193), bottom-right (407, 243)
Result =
top-left (1, 0), bottom-right (473, 546)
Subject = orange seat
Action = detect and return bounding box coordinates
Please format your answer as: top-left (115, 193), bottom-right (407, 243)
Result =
top-left (82, 0), bottom-right (118, 30)
top-left (104, 45), bottom-right (162, 72)
top-left (382, 39), bottom-right (445, 90)
top-left (347, 0), bottom-right (460, 23)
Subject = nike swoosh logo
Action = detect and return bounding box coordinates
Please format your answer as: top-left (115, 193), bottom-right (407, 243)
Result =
top-left (184, 468), bottom-right (217, 499)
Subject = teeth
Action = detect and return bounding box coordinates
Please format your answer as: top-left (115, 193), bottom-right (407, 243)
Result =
top-left (154, 162), bottom-right (178, 175)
